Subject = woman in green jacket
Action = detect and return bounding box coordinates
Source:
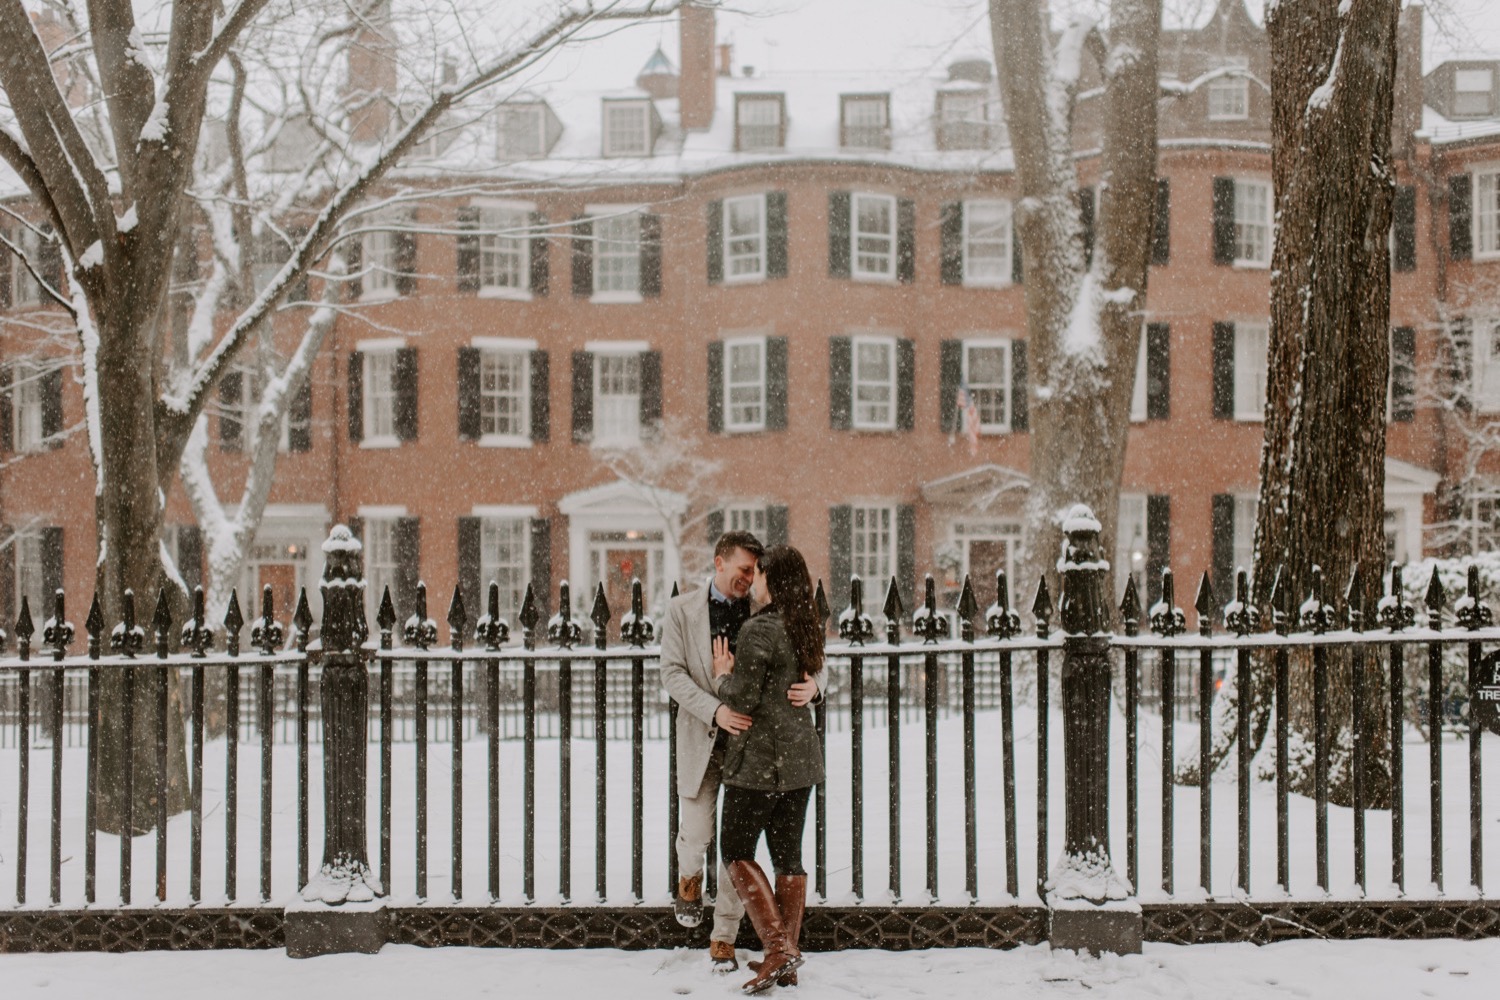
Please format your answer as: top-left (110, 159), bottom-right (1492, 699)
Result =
top-left (711, 544), bottom-right (825, 994)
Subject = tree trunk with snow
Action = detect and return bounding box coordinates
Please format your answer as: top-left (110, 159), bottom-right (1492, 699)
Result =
top-left (990, 0), bottom-right (1163, 607)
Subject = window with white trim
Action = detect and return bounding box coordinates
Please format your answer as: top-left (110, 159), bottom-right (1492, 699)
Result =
top-left (1455, 68), bottom-right (1495, 118)
top-left (594, 352), bottom-right (642, 444)
top-left (1234, 179), bottom-right (1272, 266)
top-left (480, 349), bottom-right (530, 441)
top-left (963, 340), bottom-right (1010, 432)
top-left (603, 101), bottom-right (651, 156)
top-left (361, 221), bottom-right (398, 298)
top-left (1207, 57), bottom-right (1249, 120)
top-left (1470, 486), bottom-right (1500, 553)
top-left (594, 211), bottom-right (642, 296)
top-left (1233, 495), bottom-right (1258, 584)
top-left (852, 193), bottom-right (896, 280)
top-left (724, 337), bottom-right (766, 432)
top-left (962, 199), bottom-right (1012, 286)
top-left (6, 225), bottom-right (43, 307)
top-left (497, 105), bottom-right (546, 159)
top-left (1475, 169), bottom-right (1500, 259)
top-left (363, 517), bottom-right (399, 621)
top-left (1474, 317), bottom-right (1500, 412)
top-left (363, 348), bottom-right (399, 443)
top-left (478, 205), bottom-right (530, 295)
top-left (735, 95), bottom-right (784, 151)
top-left (724, 195), bottom-right (766, 282)
top-left (1116, 494), bottom-right (1148, 601)
top-left (852, 336), bottom-right (896, 429)
top-left (480, 516), bottom-right (531, 617)
top-left (1130, 334), bottom-right (1149, 422)
top-left (841, 94), bottom-right (890, 149)
top-left (726, 504), bottom-right (767, 537)
top-left (936, 90), bottom-right (990, 149)
top-left (226, 367), bottom-right (292, 454)
top-left (14, 530), bottom-right (46, 623)
top-left (11, 361), bottom-right (45, 453)
top-left (1234, 321), bottom-right (1268, 421)
top-left (851, 505), bottom-right (895, 584)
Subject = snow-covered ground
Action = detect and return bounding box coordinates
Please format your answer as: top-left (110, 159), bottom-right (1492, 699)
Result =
top-left (2, 938), bottom-right (1498, 999)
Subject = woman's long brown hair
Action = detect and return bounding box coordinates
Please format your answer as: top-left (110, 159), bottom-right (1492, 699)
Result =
top-left (760, 545), bottom-right (824, 676)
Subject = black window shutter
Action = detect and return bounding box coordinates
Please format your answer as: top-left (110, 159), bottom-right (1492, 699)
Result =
top-left (1449, 174), bottom-right (1472, 261)
top-left (897, 504), bottom-right (917, 610)
top-left (530, 350), bottom-right (550, 443)
top-left (1451, 317), bottom-right (1473, 413)
top-left (706, 199), bottom-right (724, 284)
top-left (177, 525), bottom-right (204, 594)
top-left (0, 238), bottom-right (10, 308)
top-left (571, 351), bottom-right (594, 442)
top-left (529, 212), bottom-right (549, 296)
top-left (457, 516), bottom-right (481, 620)
top-left (828, 192), bottom-right (852, 278)
top-left (288, 376), bottom-right (312, 452)
top-left (640, 213), bottom-right (662, 297)
top-left (1012, 233), bottom-right (1024, 284)
top-left (0, 367), bottom-right (12, 450)
top-left (219, 370), bottom-right (243, 452)
top-left (38, 227), bottom-right (62, 293)
top-left (287, 225), bottom-right (310, 303)
top-left (346, 516), bottom-right (363, 546)
top-left (1146, 323), bottom-right (1171, 420)
top-left (1393, 185), bottom-right (1417, 272)
top-left (347, 352), bottom-right (364, 442)
top-left (766, 337), bottom-right (789, 431)
top-left (829, 336), bottom-right (852, 429)
top-left (41, 366), bottom-right (62, 449)
top-left (41, 526), bottom-right (63, 603)
top-left (0, 523), bottom-right (12, 624)
top-left (896, 198), bottom-right (917, 284)
top-left (1212, 177), bottom-right (1236, 266)
top-left (640, 351), bottom-right (663, 433)
top-left (1010, 339), bottom-right (1028, 431)
top-left (896, 338), bottom-right (916, 430)
top-left (1151, 178), bottom-right (1171, 265)
top-left (530, 518), bottom-right (552, 618)
top-left (345, 237), bottom-right (362, 301)
top-left (766, 505), bottom-right (789, 548)
top-left (1146, 495), bottom-right (1170, 606)
top-left (457, 346), bottom-right (481, 440)
top-left (766, 192), bottom-right (789, 280)
top-left (456, 207), bottom-right (481, 292)
top-left (707, 341), bottom-right (725, 434)
top-left (829, 505), bottom-right (853, 610)
top-left (1211, 494), bottom-right (1235, 602)
top-left (394, 347), bottom-right (418, 442)
top-left (394, 516), bottom-right (421, 616)
top-left (1078, 186), bottom-right (1095, 266)
top-left (1391, 325), bottom-right (1416, 423)
top-left (706, 509), bottom-right (725, 549)
top-left (572, 218), bottom-right (594, 296)
top-left (939, 202), bottom-right (963, 285)
top-left (1212, 322), bottom-right (1235, 419)
top-left (939, 339), bottom-right (962, 432)
top-left (393, 221), bottom-right (417, 296)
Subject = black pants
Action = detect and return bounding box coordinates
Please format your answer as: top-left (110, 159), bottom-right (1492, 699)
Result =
top-left (719, 784), bottom-right (812, 875)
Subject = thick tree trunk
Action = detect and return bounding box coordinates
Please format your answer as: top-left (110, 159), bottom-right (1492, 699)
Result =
top-left (1249, 0), bottom-right (1401, 808)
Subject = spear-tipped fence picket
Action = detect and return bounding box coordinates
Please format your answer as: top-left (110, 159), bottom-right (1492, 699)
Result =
top-left (3, 517), bottom-right (1500, 953)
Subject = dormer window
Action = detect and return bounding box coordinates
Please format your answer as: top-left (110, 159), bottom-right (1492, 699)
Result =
top-left (603, 99), bottom-right (653, 157)
top-left (497, 104), bottom-right (548, 159)
top-left (1455, 67), bottom-right (1495, 118)
top-left (1207, 56), bottom-right (1250, 120)
top-left (841, 94), bottom-right (890, 150)
top-left (735, 94), bottom-right (785, 151)
top-left (935, 90), bottom-right (992, 150)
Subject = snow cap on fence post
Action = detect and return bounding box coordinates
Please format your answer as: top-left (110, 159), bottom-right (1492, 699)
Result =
top-left (1057, 504), bottom-right (1110, 637)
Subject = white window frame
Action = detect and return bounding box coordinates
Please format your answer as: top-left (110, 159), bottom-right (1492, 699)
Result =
top-left (473, 336), bottom-right (534, 447)
top-left (1474, 167), bottom-right (1500, 260)
top-left (725, 504), bottom-right (768, 537)
top-left (937, 90), bottom-right (990, 149)
top-left (851, 192), bottom-right (897, 282)
top-left (497, 104), bottom-right (547, 159)
top-left (1207, 58), bottom-right (1250, 121)
top-left (1130, 332), bottom-right (1149, 422)
top-left (1233, 321), bottom-right (1268, 422)
top-left (588, 205), bottom-right (644, 302)
top-left (602, 100), bottom-right (652, 157)
top-left (229, 366), bottom-right (292, 455)
top-left (850, 504), bottom-right (896, 586)
top-left (962, 338), bottom-right (1011, 434)
top-left (1116, 494), bottom-right (1148, 601)
top-left (6, 225), bottom-right (43, 308)
top-left (359, 337), bottom-right (403, 448)
top-left (476, 508), bottom-right (535, 619)
top-left (1454, 68), bottom-right (1495, 118)
top-left (591, 345), bottom-right (644, 446)
top-left (1233, 495), bottom-right (1258, 586)
top-left (851, 334), bottom-right (897, 430)
top-left (723, 195), bottom-right (767, 283)
top-left (723, 336), bottom-right (767, 433)
top-left (14, 529), bottom-right (46, 623)
top-left (360, 512), bottom-right (401, 623)
top-left (841, 94), bottom-right (889, 149)
top-left (736, 95), bottom-right (784, 151)
top-left (961, 199), bottom-right (1013, 287)
top-left (1233, 179), bottom-right (1272, 268)
top-left (360, 215), bottom-right (401, 301)
top-left (10, 360), bottom-right (46, 453)
top-left (1474, 316), bottom-right (1500, 413)
top-left (1470, 486), bottom-right (1500, 554)
top-left (473, 201), bottom-right (532, 300)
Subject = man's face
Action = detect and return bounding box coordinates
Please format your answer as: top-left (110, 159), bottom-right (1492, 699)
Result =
top-left (713, 547), bottom-right (757, 600)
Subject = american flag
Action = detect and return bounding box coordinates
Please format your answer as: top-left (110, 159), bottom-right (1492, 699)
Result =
top-left (957, 384), bottom-right (980, 457)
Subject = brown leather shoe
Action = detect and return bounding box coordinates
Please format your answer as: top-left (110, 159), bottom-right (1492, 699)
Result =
top-left (709, 939), bottom-right (739, 972)
top-left (727, 861), bottom-right (803, 995)
top-left (675, 872), bottom-right (703, 928)
top-left (749, 874), bottom-right (807, 987)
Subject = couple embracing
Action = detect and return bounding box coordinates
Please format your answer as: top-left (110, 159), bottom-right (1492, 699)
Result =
top-left (659, 531), bottom-right (826, 995)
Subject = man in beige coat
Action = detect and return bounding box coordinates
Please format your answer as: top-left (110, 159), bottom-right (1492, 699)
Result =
top-left (659, 531), bottom-right (820, 972)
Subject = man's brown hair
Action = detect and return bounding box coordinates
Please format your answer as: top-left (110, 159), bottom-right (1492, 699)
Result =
top-left (714, 530), bottom-right (764, 562)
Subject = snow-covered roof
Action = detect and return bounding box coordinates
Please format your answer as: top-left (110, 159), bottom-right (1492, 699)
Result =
top-left (1419, 104), bottom-right (1500, 146)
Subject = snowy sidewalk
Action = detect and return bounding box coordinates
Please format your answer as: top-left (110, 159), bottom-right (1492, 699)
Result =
top-left (2, 939), bottom-right (1495, 999)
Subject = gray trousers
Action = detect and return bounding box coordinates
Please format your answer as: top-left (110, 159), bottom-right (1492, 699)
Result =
top-left (675, 748), bottom-right (745, 944)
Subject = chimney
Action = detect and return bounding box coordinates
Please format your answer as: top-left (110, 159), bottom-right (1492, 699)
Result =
top-left (346, 0), bottom-right (397, 144)
top-left (718, 43), bottom-right (733, 77)
top-left (680, 0), bottom-right (716, 130)
top-left (1392, 4), bottom-right (1424, 159)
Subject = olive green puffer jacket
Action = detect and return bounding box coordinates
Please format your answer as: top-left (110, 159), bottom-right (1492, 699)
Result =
top-left (714, 608), bottom-right (825, 792)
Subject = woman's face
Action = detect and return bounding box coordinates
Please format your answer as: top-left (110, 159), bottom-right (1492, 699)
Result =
top-left (751, 562), bottom-right (770, 606)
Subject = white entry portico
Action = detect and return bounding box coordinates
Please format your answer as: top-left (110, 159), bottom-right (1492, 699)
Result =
top-left (558, 480), bottom-right (685, 621)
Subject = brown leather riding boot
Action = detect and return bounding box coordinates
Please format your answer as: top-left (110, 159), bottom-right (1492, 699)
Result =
top-left (775, 874), bottom-right (806, 986)
top-left (727, 861), bottom-right (803, 995)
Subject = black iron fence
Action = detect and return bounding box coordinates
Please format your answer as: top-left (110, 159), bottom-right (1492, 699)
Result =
top-left (2, 519), bottom-right (1499, 952)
